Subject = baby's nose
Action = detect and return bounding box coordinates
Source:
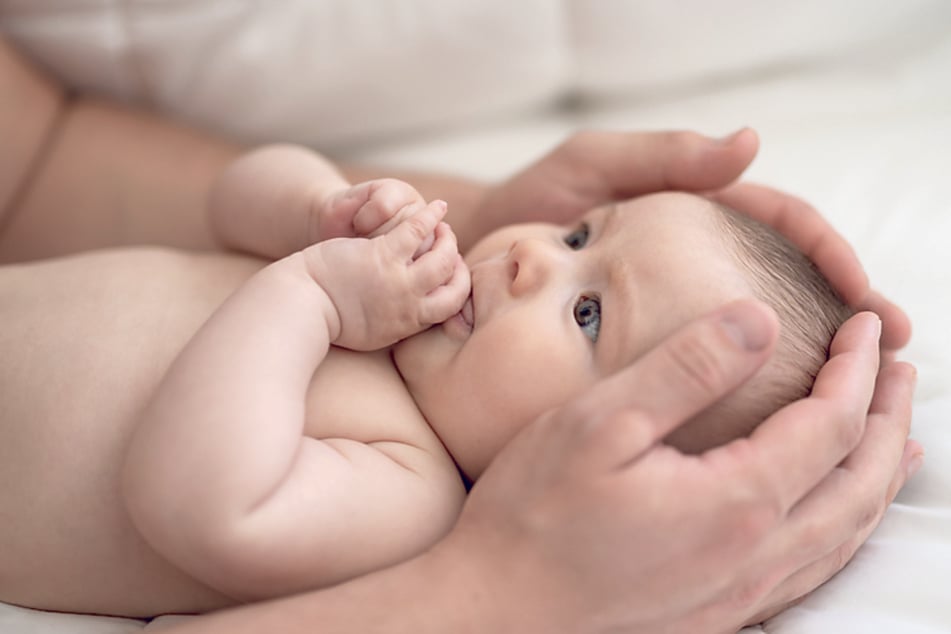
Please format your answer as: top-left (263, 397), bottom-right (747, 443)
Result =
top-left (507, 239), bottom-right (560, 296)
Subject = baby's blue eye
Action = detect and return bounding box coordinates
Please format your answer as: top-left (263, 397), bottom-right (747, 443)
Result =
top-left (563, 223), bottom-right (590, 250)
top-left (574, 295), bottom-right (601, 342)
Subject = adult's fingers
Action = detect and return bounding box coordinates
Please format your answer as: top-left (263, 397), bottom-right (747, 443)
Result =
top-left (837, 361), bottom-right (916, 476)
top-left (711, 182), bottom-right (867, 304)
top-left (857, 289), bottom-right (913, 352)
top-left (563, 299), bottom-right (778, 472)
top-left (745, 441), bottom-right (921, 629)
top-left (723, 312), bottom-right (882, 514)
top-left (777, 360), bottom-right (915, 562)
top-left (553, 127), bottom-right (760, 200)
top-left (710, 182), bottom-right (912, 350)
top-left (723, 359), bottom-right (916, 629)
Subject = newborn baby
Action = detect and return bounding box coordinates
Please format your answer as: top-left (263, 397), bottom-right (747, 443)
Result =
top-left (0, 145), bottom-right (849, 618)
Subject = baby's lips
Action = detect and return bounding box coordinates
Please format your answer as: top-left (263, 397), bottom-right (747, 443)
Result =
top-left (461, 294), bottom-right (474, 328)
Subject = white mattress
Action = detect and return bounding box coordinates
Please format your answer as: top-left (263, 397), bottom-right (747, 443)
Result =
top-left (1, 1), bottom-right (949, 632)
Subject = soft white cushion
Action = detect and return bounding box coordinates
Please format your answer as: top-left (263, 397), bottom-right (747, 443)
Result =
top-left (569, 0), bottom-right (950, 97)
top-left (4, 0), bottom-right (949, 149)
top-left (0, 0), bottom-right (569, 148)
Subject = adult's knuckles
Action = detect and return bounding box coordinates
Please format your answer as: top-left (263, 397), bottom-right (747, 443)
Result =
top-left (662, 129), bottom-right (703, 152)
top-left (829, 397), bottom-right (867, 453)
top-left (662, 328), bottom-right (736, 401)
top-left (852, 490), bottom-right (885, 534)
top-left (560, 129), bottom-right (603, 156)
top-left (730, 495), bottom-right (781, 546)
top-left (723, 572), bottom-right (780, 617)
top-left (797, 511), bottom-right (837, 553)
top-left (828, 539), bottom-right (858, 578)
top-left (549, 397), bottom-right (596, 443)
top-left (718, 463), bottom-right (784, 545)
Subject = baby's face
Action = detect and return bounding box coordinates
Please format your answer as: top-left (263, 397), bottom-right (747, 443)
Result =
top-left (393, 192), bottom-right (753, 479)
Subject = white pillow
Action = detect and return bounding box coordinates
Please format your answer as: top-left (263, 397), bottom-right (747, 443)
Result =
top-left (568, 0), bottom-right (950, 98)
top-left (0, 0), bottom-right (569, 149)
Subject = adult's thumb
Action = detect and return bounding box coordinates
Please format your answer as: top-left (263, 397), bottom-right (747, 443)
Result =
top-left (568, 299), bottom-right (779, 471)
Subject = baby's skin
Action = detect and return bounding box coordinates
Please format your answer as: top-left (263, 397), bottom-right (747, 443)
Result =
top-left (0, 177), bottom-right (751, 619)
top-left (0, 185), bottom-right (470, 617)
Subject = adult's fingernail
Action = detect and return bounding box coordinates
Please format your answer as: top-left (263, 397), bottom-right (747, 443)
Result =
top-left (907, 453), bottom-right (925, 478)
top-left (716, 127), bottom-right (747, 145)
top-left (719, 303), bottom-right (773, 351)
top-left (870, 313), bottom-right (883, 340)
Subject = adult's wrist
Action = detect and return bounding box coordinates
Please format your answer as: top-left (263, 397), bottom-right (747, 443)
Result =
top-left (161, 538), bottom-right (504, 634)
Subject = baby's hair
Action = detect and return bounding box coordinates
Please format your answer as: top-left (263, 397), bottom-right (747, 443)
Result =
top-left (707, 201), bottom-right (855, 441)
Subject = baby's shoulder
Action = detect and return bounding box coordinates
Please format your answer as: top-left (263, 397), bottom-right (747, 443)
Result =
top-left (303, 346), bottom-right (466, 520)
top-left (305, 347), bottom-right (459, 478)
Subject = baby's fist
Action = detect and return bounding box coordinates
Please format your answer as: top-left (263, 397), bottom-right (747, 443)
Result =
top-left (317, 179), bottom-right (431, 244)
top-left (307, 200), bottom-right (470, 350)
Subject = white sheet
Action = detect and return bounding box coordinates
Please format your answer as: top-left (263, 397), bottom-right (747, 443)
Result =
top-left (1, 2), bottom-right (949, 632)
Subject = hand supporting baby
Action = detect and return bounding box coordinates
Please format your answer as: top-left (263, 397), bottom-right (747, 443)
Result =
top-left (303, 181), bottom-right (470, 351)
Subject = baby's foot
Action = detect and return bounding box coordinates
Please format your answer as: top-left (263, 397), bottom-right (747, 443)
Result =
top-left (316, 178), bottom-right (429, 243)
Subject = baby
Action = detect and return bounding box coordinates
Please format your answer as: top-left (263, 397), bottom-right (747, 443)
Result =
top-left (0, 145), bottom-right (850, 618)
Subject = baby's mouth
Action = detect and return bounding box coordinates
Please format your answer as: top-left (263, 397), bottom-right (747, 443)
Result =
top-left (461, 292), bottom-right (474, 328)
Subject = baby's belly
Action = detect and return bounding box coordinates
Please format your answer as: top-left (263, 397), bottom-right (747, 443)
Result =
top-left (0, 248), bottom-right (262, 616)
top-left (0, 247), bottom-right (458, 616)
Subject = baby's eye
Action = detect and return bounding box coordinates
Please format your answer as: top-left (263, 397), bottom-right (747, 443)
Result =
top-left (574, 295), bottom-right (601, 342)
top-left (563, 223), bottom-right (590, 250)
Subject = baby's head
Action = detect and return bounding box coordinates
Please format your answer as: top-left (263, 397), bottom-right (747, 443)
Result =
top-left (664, 201), bottom-right (853, 453)
top-left (393, 192), bottom-right (851, 479)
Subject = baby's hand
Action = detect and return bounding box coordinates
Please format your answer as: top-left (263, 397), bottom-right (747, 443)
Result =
top-left (305, 200), bottom-right (470, 351)
top-left (316, 179), bottom-right (434, 249)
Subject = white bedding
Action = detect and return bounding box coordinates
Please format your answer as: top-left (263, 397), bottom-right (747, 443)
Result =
top-left (1, 1), bottom-right (949, 632)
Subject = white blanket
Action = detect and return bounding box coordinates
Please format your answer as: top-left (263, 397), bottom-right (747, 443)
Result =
top-left (1, 1), bottom-right (949, 632)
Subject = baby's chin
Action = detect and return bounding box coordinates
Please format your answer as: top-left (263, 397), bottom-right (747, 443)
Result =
top-left (390, 312), bottom-right (465, 380)
top-left (389, 332), bottom-right (418, 377)
top-left (389, 325), bottom-right (441, 396)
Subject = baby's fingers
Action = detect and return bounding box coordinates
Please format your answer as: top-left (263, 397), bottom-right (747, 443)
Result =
top-left (412, 222), bottom-right (464, 292)
top-left (420, 254), bottom-right (471, 324)
top-left (352, 179), bottom-right (426, 238)
top-left (386, 200), bottom-right (447, 258)
top-left (411, 221), bottom-right (470, 323)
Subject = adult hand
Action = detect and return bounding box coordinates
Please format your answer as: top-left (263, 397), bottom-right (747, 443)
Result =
top-left (159, 299), bottom-right (917, 634)
top-left (711, 182), bottom-right (911, 353)
top-left (468, 128), bottom-right (759, 246)
top-left (471, 127), bottom-right (910, 352)
top-left (438, 300), bottom-right (918, 633)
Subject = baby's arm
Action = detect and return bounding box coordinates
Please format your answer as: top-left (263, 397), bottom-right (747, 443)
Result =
top-left (122, 200), bottom-right (469, 600)
top-left (210, 144), bottom-right (436, 260)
